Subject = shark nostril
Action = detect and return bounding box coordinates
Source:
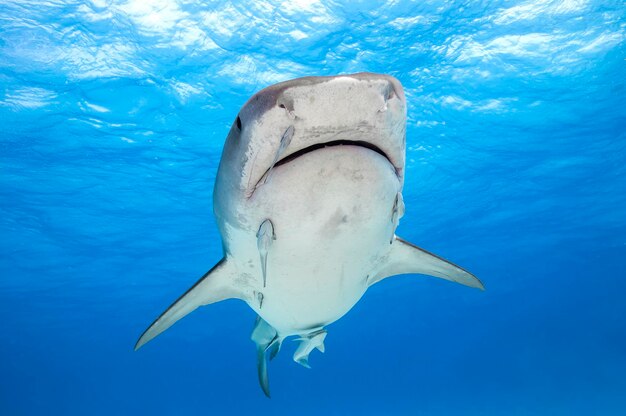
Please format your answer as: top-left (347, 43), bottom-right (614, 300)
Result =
top-left (277, 101), bottom-right (296, 120)
top-left (378, 90), bottom-right (394, 113)
top-left (236, 116), bottom-right (242, 130)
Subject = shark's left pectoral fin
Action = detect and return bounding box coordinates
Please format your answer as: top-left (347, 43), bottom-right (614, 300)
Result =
top-left (371, 236), bottom-right (484, 290)
top-left (135, 258), bottom-right (243, 351)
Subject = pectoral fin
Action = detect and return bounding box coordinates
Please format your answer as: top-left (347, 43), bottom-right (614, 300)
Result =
top-left (135, 258), bottom-right (243, 351)
top-left (371, 237), bottom-right (484, 290)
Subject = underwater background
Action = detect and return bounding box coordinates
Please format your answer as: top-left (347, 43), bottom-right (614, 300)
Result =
top-left (1, 0), bottom-right (625, 414)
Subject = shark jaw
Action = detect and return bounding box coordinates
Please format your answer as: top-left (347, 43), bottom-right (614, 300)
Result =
top-left (253, 138), bottom-right (398, 194)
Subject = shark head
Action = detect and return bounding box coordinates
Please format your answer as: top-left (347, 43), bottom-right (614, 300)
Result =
top-left (215, 73), bottom-right (407, 208)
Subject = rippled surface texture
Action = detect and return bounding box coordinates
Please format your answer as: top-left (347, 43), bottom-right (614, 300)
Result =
top-left (1, 0), bottom-right (625, 414)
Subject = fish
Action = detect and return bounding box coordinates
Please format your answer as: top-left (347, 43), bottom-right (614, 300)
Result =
top-left (134, 72), bottom-right (484, 397)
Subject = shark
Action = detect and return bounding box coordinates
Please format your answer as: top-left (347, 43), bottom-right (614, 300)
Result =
top-left (135, 72), bottom-right (483, 397)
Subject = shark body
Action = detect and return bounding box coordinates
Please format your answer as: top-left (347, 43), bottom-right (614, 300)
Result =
top-left (135, 73), bottom-right (483, 396)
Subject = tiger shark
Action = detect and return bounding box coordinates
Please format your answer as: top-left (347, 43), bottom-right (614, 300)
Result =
top-left (135, 72), bottom-right (483, 397)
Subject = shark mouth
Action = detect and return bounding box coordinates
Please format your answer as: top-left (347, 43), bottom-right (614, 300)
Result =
top-left (273, 140), bottom-right (392, 169)
top-left (250, 134), bottom-right (399, 196)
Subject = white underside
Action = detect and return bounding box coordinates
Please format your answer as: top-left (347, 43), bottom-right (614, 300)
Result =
top-left (224, 145), bottom-right (400, 336)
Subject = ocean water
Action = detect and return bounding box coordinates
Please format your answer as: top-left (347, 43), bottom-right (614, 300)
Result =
top-left (1, 0), bottom-right (625, 414)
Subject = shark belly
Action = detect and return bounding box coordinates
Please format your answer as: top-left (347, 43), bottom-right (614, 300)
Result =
top-left (237, 145), bottom-right (400, 335)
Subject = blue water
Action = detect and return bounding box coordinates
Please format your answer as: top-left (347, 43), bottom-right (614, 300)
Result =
top-left (1, 0), bottom-right (625, 414)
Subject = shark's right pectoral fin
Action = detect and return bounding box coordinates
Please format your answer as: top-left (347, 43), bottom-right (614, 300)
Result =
top-left (135, 258), bottom-right (243, 351)
top-left (370, 236), bottom-right (484, 290)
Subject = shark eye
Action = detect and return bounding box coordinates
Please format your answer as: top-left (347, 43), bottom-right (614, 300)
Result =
top-left (236, 116), bottom-right (242, 130)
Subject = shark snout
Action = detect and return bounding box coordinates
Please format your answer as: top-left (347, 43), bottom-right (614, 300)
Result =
top-left (272, 73), bottom-right (405, 121)
top-left (341, 72), bottom-right (406, 112)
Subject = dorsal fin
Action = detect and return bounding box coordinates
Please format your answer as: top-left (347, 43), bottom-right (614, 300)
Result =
top-left (370, 236), bottom-right (484, 289)
top-left (135, 258), bottom-right (244, 350)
